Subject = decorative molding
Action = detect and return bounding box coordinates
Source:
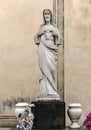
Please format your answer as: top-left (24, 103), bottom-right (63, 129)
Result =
top-left (0, 115), bottom-right (17, 127)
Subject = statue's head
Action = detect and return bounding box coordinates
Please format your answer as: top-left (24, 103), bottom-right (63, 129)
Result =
top-left (43, 9), bottom-right (52, 24)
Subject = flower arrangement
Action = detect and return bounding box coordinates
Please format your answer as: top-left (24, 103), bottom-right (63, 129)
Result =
top-left (21, 106), bottom-right (34, 130)
top-left (17, 106), bottom-right (34, 130)
top-left (84, 112), bottom-right (91, 130)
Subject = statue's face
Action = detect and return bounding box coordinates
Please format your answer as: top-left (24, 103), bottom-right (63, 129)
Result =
top-left (44, 10), bottom-right (51, 22)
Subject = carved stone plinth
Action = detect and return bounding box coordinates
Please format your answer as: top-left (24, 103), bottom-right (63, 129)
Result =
top-left (31, 100), bottom-right (65, 129)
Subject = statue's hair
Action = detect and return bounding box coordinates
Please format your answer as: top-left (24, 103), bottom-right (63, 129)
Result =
top-left (43, 9), bottom-right (52, 24)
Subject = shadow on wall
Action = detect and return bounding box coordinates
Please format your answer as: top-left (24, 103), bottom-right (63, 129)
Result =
top-left (0, 96), bottom-right (35, 114)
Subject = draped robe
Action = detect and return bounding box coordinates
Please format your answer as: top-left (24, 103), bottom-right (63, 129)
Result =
top-left (35, 24), bottom-right (61, 99)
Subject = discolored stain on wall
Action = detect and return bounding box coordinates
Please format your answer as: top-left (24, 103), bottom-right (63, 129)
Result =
top-left (0, 96), bottom-right (35, 114)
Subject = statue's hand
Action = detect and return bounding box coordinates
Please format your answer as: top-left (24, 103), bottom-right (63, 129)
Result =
top-left (51, 30), bottom-right (58, 37)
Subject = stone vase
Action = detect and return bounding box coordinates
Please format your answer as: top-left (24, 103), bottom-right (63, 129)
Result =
top-left (15, 102), bottom-right (28, 119)
top-left (15, 102), bottom-right (35, 129)
top-left (67, 103), bottom-right (82, 128)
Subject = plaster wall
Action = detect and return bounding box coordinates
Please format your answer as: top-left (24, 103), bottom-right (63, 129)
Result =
top-left (1, 0), bottom-right (91, 126)
top-left (0, 0), bottom-right (53, 115)
top-left (64, 0), bottom-right (91, 125)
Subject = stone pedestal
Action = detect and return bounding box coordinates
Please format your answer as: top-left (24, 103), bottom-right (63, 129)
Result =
top-left (31, 100), bottom-right (65, 129)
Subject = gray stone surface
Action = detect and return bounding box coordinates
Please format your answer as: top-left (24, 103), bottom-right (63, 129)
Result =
top-left (0, 127), bottom-right (83, 130)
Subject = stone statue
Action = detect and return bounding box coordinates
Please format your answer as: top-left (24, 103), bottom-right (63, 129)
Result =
top-left (34, 9), bottom-right (62, 100)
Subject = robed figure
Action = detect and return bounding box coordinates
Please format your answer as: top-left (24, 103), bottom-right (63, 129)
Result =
top-left (34, 9), bottom-right (62, 100)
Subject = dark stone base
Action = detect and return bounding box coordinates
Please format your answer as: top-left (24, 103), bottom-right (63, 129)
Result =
top-left (31, 100), bottom-right (65, 129)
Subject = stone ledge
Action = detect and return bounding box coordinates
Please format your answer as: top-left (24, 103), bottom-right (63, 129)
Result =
top-left (0, 115), bottom-right (18, 127)
top-left (0, 127), bottom-right (83, 130)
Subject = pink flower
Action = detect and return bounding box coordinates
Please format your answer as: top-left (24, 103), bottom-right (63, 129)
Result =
top-left (84, 121), bottom-right (91, 127)
top-left (86, 113), bottom-right (91, 119)
top-left (22, 120), bottom-right (32, 130)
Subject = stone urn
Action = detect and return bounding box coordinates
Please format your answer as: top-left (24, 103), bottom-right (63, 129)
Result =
top-left (15, 102), bottom-right (35, 130)
top-left (67, 103), bottom-right (82, 129)
top-left (15, 102), bottom-right (28, 118)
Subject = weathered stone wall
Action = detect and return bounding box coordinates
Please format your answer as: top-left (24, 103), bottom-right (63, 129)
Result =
top-left (64, 0), bottom-right (91, 125)
top-left (0, 0), bottom-right (53, 115)
top-left (1, 0), bottom-right (91, 126)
